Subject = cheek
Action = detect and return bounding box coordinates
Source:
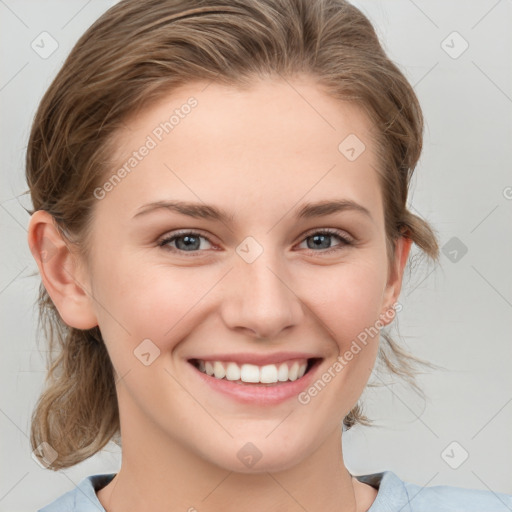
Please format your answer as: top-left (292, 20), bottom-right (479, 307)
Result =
top-left (92, 257), bottom-right (218, 355)
top-left (303, 257), bottom-right (388, 346)
top-left (300, 258), bottom-right (387, 404)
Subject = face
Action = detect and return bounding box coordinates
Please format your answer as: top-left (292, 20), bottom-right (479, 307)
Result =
top-left (73, 76), bottom-right (408, 473)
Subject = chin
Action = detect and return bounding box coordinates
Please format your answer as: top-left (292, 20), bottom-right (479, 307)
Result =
top-left (200, 436), bottom-right (310, 475)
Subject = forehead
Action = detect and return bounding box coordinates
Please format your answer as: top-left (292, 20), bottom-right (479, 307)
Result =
top-left (99, 77), bottom-right (383, 226)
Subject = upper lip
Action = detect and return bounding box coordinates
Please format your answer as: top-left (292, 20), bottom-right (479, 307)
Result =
top-left (188, 352), bottom-right (322, 366)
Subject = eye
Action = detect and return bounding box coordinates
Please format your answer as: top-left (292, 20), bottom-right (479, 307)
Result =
top-left (158, 231), bottom-right (214, 254)
top-left (157, 228), bottom-right (354, 256)
top-left (297, 228), bottom-right (353, 254)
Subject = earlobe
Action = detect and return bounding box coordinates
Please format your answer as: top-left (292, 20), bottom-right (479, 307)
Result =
top-left (379, 236), bottom-right (413, 325)
top-left (27, 210), bottom-right (98, 330)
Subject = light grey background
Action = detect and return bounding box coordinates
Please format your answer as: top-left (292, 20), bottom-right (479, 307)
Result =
top-left (1, 0), bottom-right (511, 510)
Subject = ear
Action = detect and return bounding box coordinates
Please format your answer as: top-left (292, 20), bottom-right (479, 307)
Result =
top-left (27, 210), bottom-right (98, 329)
top-left (379, 235), bottom-right (412, 326)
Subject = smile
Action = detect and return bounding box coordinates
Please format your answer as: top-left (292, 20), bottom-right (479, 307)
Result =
top-left (187, 356), bottom-right (323, 405)
top-left (191, 358), bottom-right (311, 384)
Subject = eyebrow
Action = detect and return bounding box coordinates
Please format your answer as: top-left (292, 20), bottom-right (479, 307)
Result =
top-left (132, 199), bottom-right (373, 222)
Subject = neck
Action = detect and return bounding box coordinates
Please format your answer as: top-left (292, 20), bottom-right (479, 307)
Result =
top-left (97, 397), bottom-right (371, 512)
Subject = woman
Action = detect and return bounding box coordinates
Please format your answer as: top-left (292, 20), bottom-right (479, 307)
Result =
top-left (26, 0), bottom-right (512, 510)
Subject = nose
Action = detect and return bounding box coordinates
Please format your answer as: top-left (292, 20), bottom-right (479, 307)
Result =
top-left (220, 252), bottom-right (304, 340)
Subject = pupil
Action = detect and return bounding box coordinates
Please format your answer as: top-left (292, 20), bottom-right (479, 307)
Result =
top-left (177, 235), bottom-right (199, 251)
top-left (309, 234), bottom-right (330, 250)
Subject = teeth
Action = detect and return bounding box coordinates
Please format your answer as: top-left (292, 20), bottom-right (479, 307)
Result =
top-left (278, 363), bottom-right (289, 382)
top-left (289, 361), bottom-right (299, 381)
top-left (195, 358), bottom-right (309, 384)
top-left (260, 364), bottom-right (278, 383)
top-left (241, 364), bottom-right (260, 383)
top-left (213, 361), bottom-right (226, 379)
top-left (225, 362), bottom-right (241, 381)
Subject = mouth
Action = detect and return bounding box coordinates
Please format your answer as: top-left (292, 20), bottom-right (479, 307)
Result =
top-left (188, 357), bottom-right (322, 386)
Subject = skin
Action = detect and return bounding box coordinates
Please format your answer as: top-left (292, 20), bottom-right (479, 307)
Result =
top-left (28, 75), bottom-right (411, 512)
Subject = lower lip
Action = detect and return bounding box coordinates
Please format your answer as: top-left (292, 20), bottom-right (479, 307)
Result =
top-left (188, 360), bottom-right (322, 405)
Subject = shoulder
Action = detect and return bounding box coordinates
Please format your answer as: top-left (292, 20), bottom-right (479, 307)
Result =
top-left (355, 470), bottom-right (512, 512)
top-left (37, 473), bottom-right (116, 512)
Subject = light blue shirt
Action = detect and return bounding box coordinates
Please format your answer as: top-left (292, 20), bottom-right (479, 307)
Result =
top-left (38, 471), bottom-right (512, 511)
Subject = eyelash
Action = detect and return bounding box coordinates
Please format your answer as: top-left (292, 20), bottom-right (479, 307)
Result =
top-left (157, 228), bottom-right (354, 256)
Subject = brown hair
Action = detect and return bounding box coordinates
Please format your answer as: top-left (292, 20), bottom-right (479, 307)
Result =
top-left (26, 0), bottom-right (440, 470)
